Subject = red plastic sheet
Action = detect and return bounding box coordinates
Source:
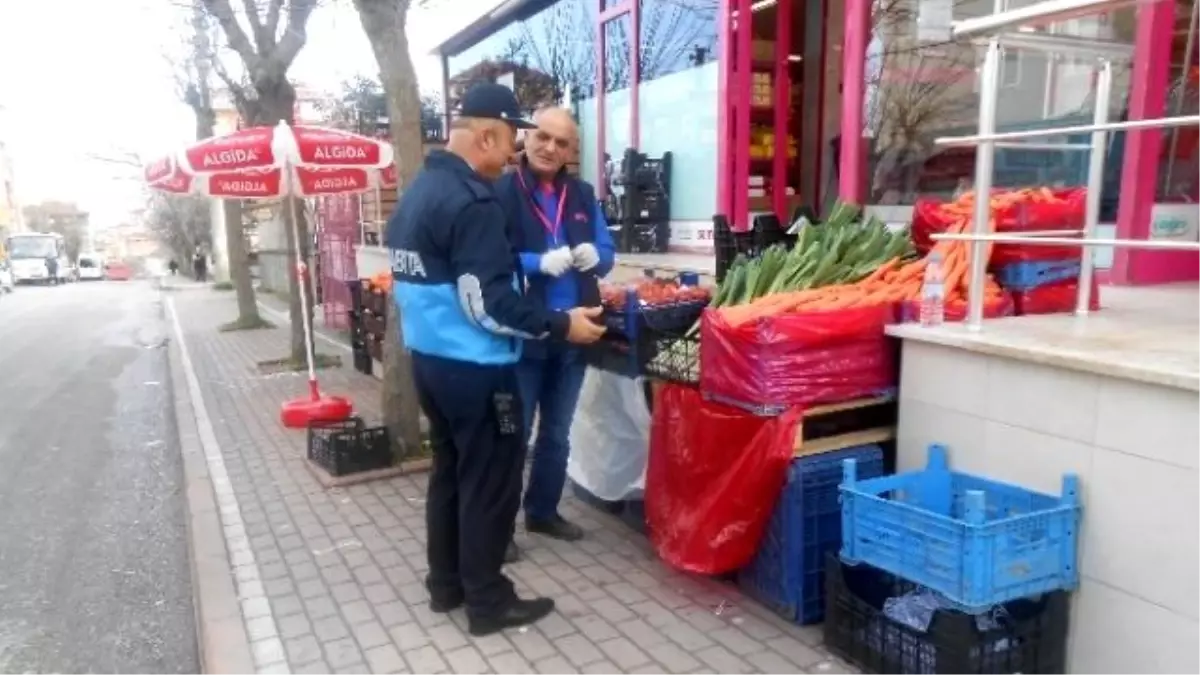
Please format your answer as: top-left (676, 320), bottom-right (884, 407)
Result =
top-left (646, 384), bottom-right (800, 574)
top-left (912, 189), bottom-right (1087, 265)
top-left (700, 306), bottom-right (897, 411)
top-left (1012, 277), bottom-right (1101, 315)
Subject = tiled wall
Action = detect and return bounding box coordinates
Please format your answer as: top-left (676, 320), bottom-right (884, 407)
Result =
top-left (896, 340), bottom-right (1199, 674)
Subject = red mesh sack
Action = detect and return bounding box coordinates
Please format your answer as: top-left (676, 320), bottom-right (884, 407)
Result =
top-left (646, 383), bottom-right (800, 574)
top-left (699, 305), bottom-right (897, 412)
top-left (910, 189), bottom-right (1088, 264)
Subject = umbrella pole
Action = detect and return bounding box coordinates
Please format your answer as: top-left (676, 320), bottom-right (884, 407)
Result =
top-left (289, 195), bottom-right (320, 399)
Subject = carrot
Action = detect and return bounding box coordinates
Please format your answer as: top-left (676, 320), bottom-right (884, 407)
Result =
top-left (863, 257), bottom-right (901, 283)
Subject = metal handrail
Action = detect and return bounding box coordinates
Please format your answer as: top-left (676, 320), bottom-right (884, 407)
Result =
top-left (978, 31), bottom-right (1136, 58)
top-left (936, 115), bottom-right (1200, 147)
top-left (931, 233), bottom-right (1200, 250)
top-left (953, 0), bottom-right (1142, 38)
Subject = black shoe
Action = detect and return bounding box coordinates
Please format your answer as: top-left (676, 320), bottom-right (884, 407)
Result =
top-left (429, 592), bottom-right (464, 614)
top-left (468, 597), bottom-right (556, 636)
top-left (504, 540), bottom-right (520, 564)
top-left (526, 515), bottom-right (584, 542)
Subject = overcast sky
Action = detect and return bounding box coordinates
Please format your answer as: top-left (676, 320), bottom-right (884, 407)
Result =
top-left (0, 0), bottom-right (488, 226)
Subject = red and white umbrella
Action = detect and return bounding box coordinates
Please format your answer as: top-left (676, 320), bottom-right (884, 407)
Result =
top-left (176, 121), bottom-right (393, 174)
top-left (146, 122), bottom-right (399, 428)
top-left (146, 161), bottom-right (397, 199)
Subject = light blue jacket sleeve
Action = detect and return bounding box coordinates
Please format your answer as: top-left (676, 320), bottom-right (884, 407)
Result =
top-left (591, 201), bottom-right (616, 277)
top-left (519, 252), bottom-right (542, 277)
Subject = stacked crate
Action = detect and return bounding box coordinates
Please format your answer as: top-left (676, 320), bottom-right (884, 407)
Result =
top-left (358, 280), bottom-right (389, 366)
top-left (827, 444), bottom-right (1080, 673)
top-left (346, 280), bottom-right (372, 375)
top-left (738, 396), bottom-right (898, 624)
top-left (995, 259), bottom-right (1101, 316)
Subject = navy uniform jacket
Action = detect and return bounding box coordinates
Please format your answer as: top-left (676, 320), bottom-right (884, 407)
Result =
top-left (385, 151), bottom-right (571, 365)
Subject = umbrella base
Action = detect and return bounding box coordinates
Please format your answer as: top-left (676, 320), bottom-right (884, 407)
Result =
top-left (281, 394), bottom-right (354, 429)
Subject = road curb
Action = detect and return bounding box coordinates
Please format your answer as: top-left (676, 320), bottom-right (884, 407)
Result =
top-left (165, 297), bottom-right (257, 675)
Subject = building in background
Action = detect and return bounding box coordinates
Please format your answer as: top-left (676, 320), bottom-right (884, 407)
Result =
top-left (0, 103), bottom-right (23, 238)
top-left (21, 200), bottom-right (89, 261)
top-left (427, 0), bottom-right (721, 254)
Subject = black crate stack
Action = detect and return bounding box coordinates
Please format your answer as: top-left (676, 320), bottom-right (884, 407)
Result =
top-left (346, 280), bottom-right (373, 375)
top-left (713, 212), bottom-right (802, 282)
top-left (346, 280), bottom-right (389, 373)
top-left (609, 148), bottom-right (672, 254)
top-left (362, 287), bottom-right (388, 364)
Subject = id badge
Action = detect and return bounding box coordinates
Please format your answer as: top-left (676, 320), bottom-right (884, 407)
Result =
top-left (492, 392), bottom-right (519, 437)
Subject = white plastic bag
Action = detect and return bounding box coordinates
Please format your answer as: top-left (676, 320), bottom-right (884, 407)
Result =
top-left (567, 367), bottom-right (651, 501)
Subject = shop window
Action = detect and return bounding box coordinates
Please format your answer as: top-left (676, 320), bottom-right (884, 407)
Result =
top-left (999, 48), bottom-right (1022, 88)
top-left (637, 0), bottom-right (719, 83)
top-left (639, 62), bottom-right (719, 220)
top-left (604, 15), bottom-right (634, 92)
top-left (603, 15), bottom-right (635, 196)
top-left (446, 0), bottom-right (598, 112)
top-left (862, 0), bottom-right (1134, 229)
top-left (1156, 0), bottom-right (1198, 203)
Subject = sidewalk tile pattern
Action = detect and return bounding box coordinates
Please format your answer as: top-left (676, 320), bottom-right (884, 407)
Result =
top-left (173, 290), bottom-right (858, 674)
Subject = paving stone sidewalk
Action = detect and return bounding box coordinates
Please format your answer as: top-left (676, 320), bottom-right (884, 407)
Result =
top-left (170, 287), bottom-right (857, 674)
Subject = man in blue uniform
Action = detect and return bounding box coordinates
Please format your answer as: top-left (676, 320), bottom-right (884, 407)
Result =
top-left (495, 107), bottom-right (616, 555)
top-left (386, 84), bottom-right (606, 636)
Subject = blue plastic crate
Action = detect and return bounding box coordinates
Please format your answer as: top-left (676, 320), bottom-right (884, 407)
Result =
top-left (740, 445), bottom-right (886, 624)
top-left (840, 444), bottom-right (1080, 613)
top-left (995, 260), bottom-right (1080, 291)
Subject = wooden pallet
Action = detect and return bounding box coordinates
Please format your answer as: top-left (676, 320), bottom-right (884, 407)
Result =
top-left (794, 395), bottom-right (897, 457)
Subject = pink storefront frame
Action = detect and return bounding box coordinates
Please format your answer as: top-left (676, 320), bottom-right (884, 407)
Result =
top-left (594, 0), bottom-right (640, 200)
top-left (835, 0), bottom-right (1198, 285)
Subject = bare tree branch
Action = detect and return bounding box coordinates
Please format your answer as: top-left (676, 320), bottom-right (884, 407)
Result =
top-left (264, 0), bottom-right (283, 44)
top-left (271, 0), bottom-right (318, 72)
top-left (241, 0), bottom-right (271, 52)
top-left (199, 0), bottom-right (262, 71)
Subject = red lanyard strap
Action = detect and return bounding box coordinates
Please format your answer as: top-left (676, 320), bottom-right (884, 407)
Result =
top-left (516, 170), bottom-right (567, 239)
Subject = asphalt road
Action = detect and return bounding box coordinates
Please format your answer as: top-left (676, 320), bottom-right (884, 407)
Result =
top-left (0, 280), bottom-right (199, 673)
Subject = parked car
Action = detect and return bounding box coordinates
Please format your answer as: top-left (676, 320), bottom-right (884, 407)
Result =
top-left (0, 261), bottom-right (13, 294)
top-left (104, 260), bottom-right (134, 281)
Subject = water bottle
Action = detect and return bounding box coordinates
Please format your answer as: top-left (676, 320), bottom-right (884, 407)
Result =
top-left (920, 251), bottom-right (945, 326)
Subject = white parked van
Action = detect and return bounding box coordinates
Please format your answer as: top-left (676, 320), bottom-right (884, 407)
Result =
top-left (77, 253), bottom-right (104, 281)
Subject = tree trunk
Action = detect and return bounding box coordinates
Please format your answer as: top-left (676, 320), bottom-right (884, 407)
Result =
top-left (353, 0), bottom-right (424, 460)
top-left (224, 199), bottom-right (262, 325)
top-left (246, 79), bottom-right (310, 360)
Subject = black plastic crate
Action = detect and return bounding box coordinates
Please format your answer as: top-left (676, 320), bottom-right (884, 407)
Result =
top-left (824, 555), bottom-right (1069, 674)
top-left (363, 312), bottom-right (387, 340)
top-left (352, 346), bottom-right (373, 375)
top-left (362, 289), bottom-right (389, 317)
top-left (347, 279), bottom-right (364, 313)
top-left (588, 297), bottom-right (704, 379)
top-left (367, 336), bottom-right (384, 362)
top-left (714, 214), bottom-right (753, 283)
top-left (753, 213), bottom-right (798, 251)
top-left (642, 331), bottom-right (699, 385)
top-left (307, 416), bottom-right (393, 477)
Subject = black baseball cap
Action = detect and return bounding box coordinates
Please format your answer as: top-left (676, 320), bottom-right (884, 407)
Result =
top-left (459, 83), bottom-right (536, 129)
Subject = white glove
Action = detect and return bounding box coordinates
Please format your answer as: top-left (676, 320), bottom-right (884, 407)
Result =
top-left (571, 243), bottom-right (600, 272)
top-left (539, 246), bottom-right (574, 277)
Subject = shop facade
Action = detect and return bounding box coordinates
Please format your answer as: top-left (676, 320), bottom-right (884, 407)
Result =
top-left (433, 0), bottom-right (1197, 284)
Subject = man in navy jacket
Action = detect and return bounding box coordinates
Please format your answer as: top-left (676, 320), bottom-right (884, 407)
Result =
top-left (495, 107), bottom-right (616, 553)
top-left (387, 85), bottom-right (606, 635)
